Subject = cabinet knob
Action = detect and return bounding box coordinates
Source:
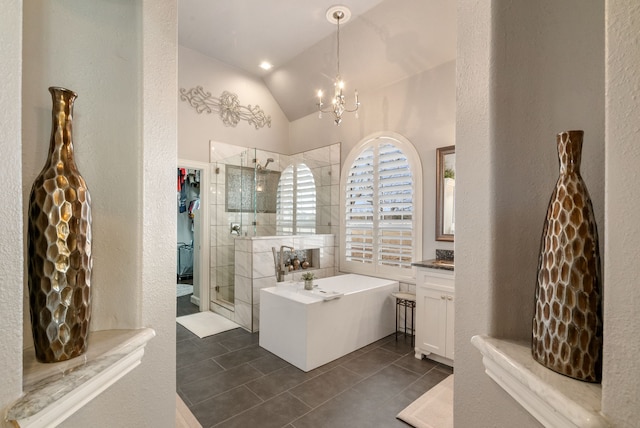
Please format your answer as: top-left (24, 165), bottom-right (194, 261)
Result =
top-left (441, 295), bottom-right (446, 299)
top-left (447, 296), bottom-right (453, 301)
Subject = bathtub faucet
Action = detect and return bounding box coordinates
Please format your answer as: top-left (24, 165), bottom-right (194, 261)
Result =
top-left (272, 245), bottom-right (294, 282)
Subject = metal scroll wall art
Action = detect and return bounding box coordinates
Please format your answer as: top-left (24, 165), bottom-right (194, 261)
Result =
top-left (179, 86), bottom-right (272, 129)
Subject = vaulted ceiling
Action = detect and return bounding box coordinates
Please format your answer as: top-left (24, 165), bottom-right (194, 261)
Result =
top-left (178, 0), bottom-right (456, 122)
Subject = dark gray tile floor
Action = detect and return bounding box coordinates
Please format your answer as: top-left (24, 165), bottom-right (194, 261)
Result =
top-left (177, 293), bottom-right (199, 317)
top-left (176, 303), bottom-right (453, 428)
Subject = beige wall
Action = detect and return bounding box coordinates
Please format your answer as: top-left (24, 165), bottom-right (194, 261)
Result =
top-left (3, 1), bottom-right (178, 426)
top-left (22, 0), bottom-right (142, 335)
top-left (455, 1), bottom-right (538, 424)
top-left (7, 2), bottom-right (637, 426)
top-left (290, 60), bottom-right (457, 261)
top-left (454, 0), bottom-right (640, 427)
top-left (603, 1), bottom-right (640, 425)
top-left (178, 51), bottom-right (457, 270)
top-left (0, 1), bottom-right (24, 424)
top-left (178, 46), bottom-right (290, 161)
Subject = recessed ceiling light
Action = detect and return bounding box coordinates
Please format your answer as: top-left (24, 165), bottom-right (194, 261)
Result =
top-left (259, 61), bottom-right (273, 70)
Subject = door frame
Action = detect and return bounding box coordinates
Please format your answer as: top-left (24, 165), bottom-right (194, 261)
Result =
top-left (178, 159), bottom-right (210, 312)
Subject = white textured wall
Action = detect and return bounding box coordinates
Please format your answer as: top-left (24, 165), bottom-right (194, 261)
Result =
top-left (136, 1), bottom-right (178, 423)
top-left (178, 46), bottom-right (290, 161)
top-left (65, 2), bottom-right (178, 426)
top-left (23, 0), bottom-right (141, 336)
top-left (19, 1), bottom-right (177, 427)
top-left (492, 0), bottom-right (605, 340)
top-left (0, 0), bottom-right (24, 424)
top-left (455, 1), bottom-right (537, 425)
top-left (603, 2), bottom-right (640, 425)
top-left (456, 1), bottom-right (604, 427)
top-left (290, 60), bottom-right (457, 260)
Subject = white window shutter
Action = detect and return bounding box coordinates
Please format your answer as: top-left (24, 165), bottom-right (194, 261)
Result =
top-left (295, 164), bottom-right (316, 234)
top-left (277, 163), bottom-right (316, 235)
top-left (341, 134), bottom-right (421, 280)
top-left (377, 143), bottom-right (413, 269)
top-left (345, 147), bottom-right (375, 264)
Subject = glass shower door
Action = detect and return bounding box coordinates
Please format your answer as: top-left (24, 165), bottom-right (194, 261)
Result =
top-left (211, 149), bottom-right (251, 306)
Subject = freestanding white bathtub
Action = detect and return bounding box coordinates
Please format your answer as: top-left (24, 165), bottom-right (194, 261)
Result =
top-left (259, 274), bottom-right (398, 372)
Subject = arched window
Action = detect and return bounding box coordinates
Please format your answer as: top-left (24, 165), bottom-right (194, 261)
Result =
top-left (276, 163), bottom-right (316, 235)
top-left (340, 132), bottom-right (422, 281)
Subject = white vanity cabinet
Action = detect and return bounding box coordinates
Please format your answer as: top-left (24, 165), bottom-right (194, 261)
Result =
top-left (415, 267), bottom-right (455, 364)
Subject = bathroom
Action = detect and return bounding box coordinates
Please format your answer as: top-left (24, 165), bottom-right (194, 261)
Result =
top-left (175, 3), bottom-right (458, 425)
top-left (178, 8), bottom-right (456, 330)
top-left (7, 2), bottom-right (627, 428)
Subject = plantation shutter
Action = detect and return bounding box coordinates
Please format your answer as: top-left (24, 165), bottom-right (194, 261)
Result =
top-left (378, 143), bottom-right (413, 269)
top-left (344, 147), bottom-right (375, 264)
top-left (343, 138), bottom-right (416, 276)
top-left (295, 165), bottom-right (316, 234)
top-left (276, 166), bottom-right (294, 235)
top-left (277, 163), bottom-right (316, 235)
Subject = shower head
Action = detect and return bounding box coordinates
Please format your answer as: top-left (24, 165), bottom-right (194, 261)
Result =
top-left (255, 157), bottom-right (275, 171)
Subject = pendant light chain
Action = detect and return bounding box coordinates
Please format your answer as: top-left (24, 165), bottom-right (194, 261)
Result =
top-left (336, 11), bottom-right (341, 77)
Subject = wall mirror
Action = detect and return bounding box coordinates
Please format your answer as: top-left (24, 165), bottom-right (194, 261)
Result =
top-left (436, 145), bottom-right (455, 242)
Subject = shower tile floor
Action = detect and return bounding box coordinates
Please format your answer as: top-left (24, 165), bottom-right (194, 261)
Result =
top-left (176, 308), bottom-right (453, 428)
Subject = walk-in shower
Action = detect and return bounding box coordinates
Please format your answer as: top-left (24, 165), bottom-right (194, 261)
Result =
top-left (208, 144), bottom-right (340, 309)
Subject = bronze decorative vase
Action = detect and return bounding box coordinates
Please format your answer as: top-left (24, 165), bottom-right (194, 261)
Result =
top-left (532, 130), bottom-right (602, 382)
top-left (27, 87), bottom-right (93, 363)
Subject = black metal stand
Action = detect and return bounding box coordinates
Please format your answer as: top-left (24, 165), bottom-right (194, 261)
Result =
top-left (393, 292), bottom-right (416, 347)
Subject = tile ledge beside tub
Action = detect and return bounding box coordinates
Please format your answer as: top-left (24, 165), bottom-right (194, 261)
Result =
top-left (7, 328), bottom-right (156, 428)
top-left (471, 335), bottom-right (610, 428)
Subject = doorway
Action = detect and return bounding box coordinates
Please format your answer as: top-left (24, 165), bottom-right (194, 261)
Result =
top-left (177, 160), bottom-right (209, 314)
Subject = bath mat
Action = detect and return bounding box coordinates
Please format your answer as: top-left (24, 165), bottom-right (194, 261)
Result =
top-left (396, 374), bottom-right (453, 428)
top-left (177, 283), bottom-right (193, 297)
top-left (177, 311), bottom-right (240, 338)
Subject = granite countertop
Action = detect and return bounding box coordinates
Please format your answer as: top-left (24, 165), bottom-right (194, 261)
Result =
top-left (412, 259), bottom-right (455, 271)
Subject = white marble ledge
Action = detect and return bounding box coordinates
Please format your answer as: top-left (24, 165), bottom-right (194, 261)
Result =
top-left (471, 335), bottom-right (610, 428)
top-left (7, 328), bottom-right (155, 428)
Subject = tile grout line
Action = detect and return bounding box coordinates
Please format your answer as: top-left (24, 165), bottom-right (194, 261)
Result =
top-left (182, 364), bottom-right (268, 407)
top-left (177, 328), bottom-right (439, 427)
top-left (210, 385), bottom-right (266, 427)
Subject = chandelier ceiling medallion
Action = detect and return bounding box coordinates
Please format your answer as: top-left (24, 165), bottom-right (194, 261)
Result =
top-left (316, 5), bottom-right (360, 126)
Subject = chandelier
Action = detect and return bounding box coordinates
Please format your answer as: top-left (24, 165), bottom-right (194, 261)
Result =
top-left (316, 6), bottom-right (360, 126)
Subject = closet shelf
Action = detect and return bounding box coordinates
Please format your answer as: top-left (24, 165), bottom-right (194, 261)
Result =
top-left (7, 328), bottom-right (155, 428)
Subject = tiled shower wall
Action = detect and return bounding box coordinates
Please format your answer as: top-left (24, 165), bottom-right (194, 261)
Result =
top-left (233, 234), bottom-right (337, 332)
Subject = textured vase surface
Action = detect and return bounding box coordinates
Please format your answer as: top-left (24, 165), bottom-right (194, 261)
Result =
top-left (532, 130), bottom-right (602, 382)
top-left (27, 87), bottom-right (92, 363)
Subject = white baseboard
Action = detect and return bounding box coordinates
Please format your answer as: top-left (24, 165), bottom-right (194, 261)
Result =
top-left (190, 295), bottom-right (200, 306)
